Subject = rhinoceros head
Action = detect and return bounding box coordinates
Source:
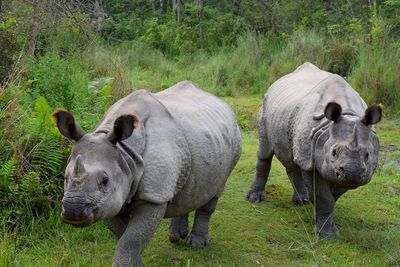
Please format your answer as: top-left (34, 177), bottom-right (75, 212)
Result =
top-left (316, 102), bottom-right (382, 188)
top-left (52, 109), bottom-right (141, 227)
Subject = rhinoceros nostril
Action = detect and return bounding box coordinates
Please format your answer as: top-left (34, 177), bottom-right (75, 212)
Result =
top-left (339, 166), bottom-right (344, 172)
top-left (61, 198), bottom-right (94, 222)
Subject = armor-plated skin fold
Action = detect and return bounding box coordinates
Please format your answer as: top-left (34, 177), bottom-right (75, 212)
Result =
top-left (53, 81), bottom-right (242, 266)
top-left (246, 63), bottom-right (382, 238)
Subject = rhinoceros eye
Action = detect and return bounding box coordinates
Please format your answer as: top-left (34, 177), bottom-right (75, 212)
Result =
top-left (101, 177), bottom-right (109, 187)
top-left (365, 152), bottom-right (369, 161)
top-left (332, 149), bottom-right (337, 157)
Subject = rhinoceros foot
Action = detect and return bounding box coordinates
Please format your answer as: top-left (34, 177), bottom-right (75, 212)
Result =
top-left (169, 228), bottom-right (189, 244)
top-left (292, 194), bottom-right (311, 206)
top-left (169, 216), bottom-right (189, 244)
top-left (186, 233), bottom-right (211, 248)
top-left (246, 190), bottom-right (266, 203)
top-left (315, 220), bottom-right (339, 238)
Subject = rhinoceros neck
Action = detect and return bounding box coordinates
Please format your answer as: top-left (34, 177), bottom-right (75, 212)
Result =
top-left (94, 89), bottom-right (167, 155)
top-left (94, 89), bottom-right (158, 133)
top-left (117, 140), bottom-right (145, 205)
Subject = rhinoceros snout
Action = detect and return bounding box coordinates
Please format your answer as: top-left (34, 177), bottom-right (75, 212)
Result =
top-left (61, 196), bottom-right (97, 227)
top-left (335, 164), bottom-right (366, 186)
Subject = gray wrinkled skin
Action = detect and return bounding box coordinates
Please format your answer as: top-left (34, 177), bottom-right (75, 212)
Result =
top-left (54, 81), bottom-right (242, 266)
top-left (247, 63), bottom-right (382, 238)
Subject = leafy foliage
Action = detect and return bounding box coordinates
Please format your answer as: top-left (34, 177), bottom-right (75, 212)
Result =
top-left (1, 0), bottom-right (400, 233)
top-left (0, 18), bottom-right (18, 83)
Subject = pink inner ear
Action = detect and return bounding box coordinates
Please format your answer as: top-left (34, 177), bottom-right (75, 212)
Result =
top-left (52, 108), bottom-right (70, 124)
top-left (52, 109), bottom-right (85, 141)
top-left (130, 113), bottom-right (141, 129)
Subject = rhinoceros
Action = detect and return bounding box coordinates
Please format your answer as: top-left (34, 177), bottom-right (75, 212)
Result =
top-left (52, 81), bottom-right (242, 266)
top-left (246, 63), bottom-right (382, 238)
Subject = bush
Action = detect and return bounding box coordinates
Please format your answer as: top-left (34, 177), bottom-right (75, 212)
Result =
top-left (0, 18), bottom-right (19, 84)
top-left (0, 96), bottom-right (65, 230)
top-left (0, 49), bottom-right (115, 231)
top-left (26, 53), bottom-right (88, 110)
top-left (350, 43), bottom-right (400, 113)
top-left (84, 48), bottom-right (132, 100)
top-left (326, 40), bottom-right (357, 77)
top-left (267, 30), bottom-right (328, 86)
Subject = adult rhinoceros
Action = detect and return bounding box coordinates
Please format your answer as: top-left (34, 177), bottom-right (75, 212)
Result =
top-left (246, 63), bottom-right (382, 238)
top-left (53, 81), bottom-right (242, 266)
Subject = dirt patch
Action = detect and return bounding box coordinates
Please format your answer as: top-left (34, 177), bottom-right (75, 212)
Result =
top-left (380, 144), bottom-right (399, 153)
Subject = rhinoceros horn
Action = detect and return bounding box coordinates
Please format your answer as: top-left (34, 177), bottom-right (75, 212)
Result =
top-left (74, 155), bottom-right (85, 175)
top-left (350, 124), bottom-right (359, 149)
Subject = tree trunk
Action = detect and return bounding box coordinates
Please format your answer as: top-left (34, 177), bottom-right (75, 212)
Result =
top-left (199, 0), bottom-right (205, 48)
top-left (94, 0), bottom-right (103, 32)
top-left (177, 0), bottom-right (183, 25)
top-left (151, 0), bottom-right (156, 14)
top-left (324, 0), bottom-right (332, 11)
top-left (160, 0), bottom-right (164, 12)
top-left (233, 0), bottom-right (242, 16)
top-left (172, 0), bottom-right (176, 10)
top-left (29, 0), bottom-right (41, 57)
top-left (369, 0), bottom-right (380, 16)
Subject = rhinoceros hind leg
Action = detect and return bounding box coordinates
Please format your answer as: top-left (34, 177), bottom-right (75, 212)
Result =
top-left (247, 132), bottom-right (273, 203)
top-left (246, 154), bottom-right (273, 204)
top-left (169, 215), bottom-right (189, 243)
top-left (187, 197), bottom-right (218, 248)
top-left (286, 166), bottom-right (310, 206)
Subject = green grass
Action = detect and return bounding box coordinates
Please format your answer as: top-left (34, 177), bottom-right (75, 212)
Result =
top-left (1, 97), bottom-right (399, 267)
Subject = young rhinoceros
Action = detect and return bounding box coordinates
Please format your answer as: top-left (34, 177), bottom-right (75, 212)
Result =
top-left (246, 63), bottom-right (382, 238)
top-left (53, 81), bottom-right (242, 266)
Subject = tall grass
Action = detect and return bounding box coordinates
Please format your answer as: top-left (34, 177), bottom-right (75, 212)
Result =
top-left (84, 30), bottom-right (400, 113)
top-left (350, 43), bottom-right (400, 113)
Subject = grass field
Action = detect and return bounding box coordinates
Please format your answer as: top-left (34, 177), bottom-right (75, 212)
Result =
top-left (1, 97), bottom-right (399, 267)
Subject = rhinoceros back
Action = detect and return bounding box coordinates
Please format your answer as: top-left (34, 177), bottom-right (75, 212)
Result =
top-left (155, 81), bottom-right (241, 215)
top-left (262, 62), bottom-right (367, 170)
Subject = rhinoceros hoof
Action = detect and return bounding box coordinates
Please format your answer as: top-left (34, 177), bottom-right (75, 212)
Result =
top-left (292, 195), bottom-right (311, 206)
top-left (186, 233), bottom-right (211, 248)
top-left (169, 228), bottom-right (189, 244)
top-left (246, 190), bottom-right (266, 203)
top-left (315, 222), bottom-right (339, 238)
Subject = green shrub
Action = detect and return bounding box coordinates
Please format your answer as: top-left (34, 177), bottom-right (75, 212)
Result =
top-left (84, 48), bottom-right (133, 100)
top-left (326, 41), bottom-right (357, 77)
top-left (0, 96), bottom-right (64, 231)
top-left (0, 18), bottom-right (19, 84)
top-left (350, 43), bottom-right (400, 113)
top-left (26, 53), bottom-right (88, 110)
top-left (267, 30), bottom-right (328, 86)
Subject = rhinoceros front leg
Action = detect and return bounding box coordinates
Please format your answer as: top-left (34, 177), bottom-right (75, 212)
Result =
top-left (187, 197), bottom-right (218, 248)
top-left (306, 173), bottom-right (338, 238)
top-left (286, 166), bottom-right (310, 205)
top-left (169, 215), bottom-right (189, 243)
top-left (104, 213), bottom-right (130, 239)
top-left (112, 201), bottom-right (167, 267)
top-left (332, 186), bottom-right (348, 201)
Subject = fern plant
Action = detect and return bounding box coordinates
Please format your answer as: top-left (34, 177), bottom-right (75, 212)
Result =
top-left (0, 158), bottom-right (18, 193)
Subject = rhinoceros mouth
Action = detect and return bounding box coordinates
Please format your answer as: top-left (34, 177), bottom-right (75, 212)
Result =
top-left (336, 176), bottom-right (365, 188)
top-left (61, 212), bottom-right (95, 227)
top-left (337, 181), bottom-right (360, 189)
top-left (335, 171), bottom-right (366, 188)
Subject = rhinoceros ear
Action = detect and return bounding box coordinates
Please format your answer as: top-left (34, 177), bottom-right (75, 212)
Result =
top-left (324, 102), bottom-right (342, 123)
top-left (362, 104), bottom-right (383, 125)
top-left (52, 109), bottom-right (86, 141)
top-left (108, 113), bottom-right (140, 144)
